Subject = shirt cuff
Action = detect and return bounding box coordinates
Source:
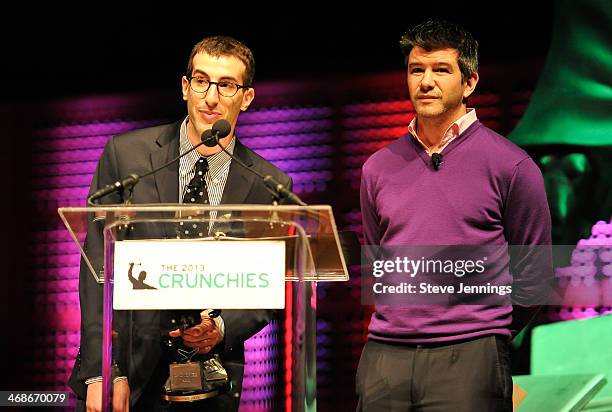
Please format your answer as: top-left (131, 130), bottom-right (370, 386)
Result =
top-left (200, 310), bottom-right (225, 341)
top-left (85, 376), bottom-right (128, 385)
top-left (213, 316), bottom-right (225, 341)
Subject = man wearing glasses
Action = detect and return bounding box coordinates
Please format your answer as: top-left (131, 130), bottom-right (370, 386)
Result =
top-left (69, 36), bottom-right (291, 412)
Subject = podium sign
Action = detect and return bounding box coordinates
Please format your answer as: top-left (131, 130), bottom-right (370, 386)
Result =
top-left (113, 239), bottom-right (286, 310)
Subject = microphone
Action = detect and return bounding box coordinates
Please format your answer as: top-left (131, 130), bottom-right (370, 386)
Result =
top-left (202, 119), bottom-right (306, 206)
top-left (87, 129), bottom-right (211, 206)
top-left (431, 152), bottom-right (443, 171)
top-left (87, 174), bottom-right (141, 205)
top-left (202, 119), bottom-right (232, 147)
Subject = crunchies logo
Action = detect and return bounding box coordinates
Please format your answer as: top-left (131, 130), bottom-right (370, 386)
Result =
top-left (126, 262), bottom-right (271, 290)
top-left (158, 270), bottom-right (270, 289)
top-left (128, 262), bottom-right (157, 290)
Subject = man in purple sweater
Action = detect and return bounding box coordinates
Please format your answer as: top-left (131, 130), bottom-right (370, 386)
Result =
top-left (357, 20), bottom-right (552, 411)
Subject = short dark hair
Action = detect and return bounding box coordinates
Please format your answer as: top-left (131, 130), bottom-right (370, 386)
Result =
top-left (186, 35), bottom-right (255, 86)
top-left (400, 19), bottom-right (478, 82)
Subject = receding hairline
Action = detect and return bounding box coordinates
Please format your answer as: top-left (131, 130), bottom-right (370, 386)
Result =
top-left (186, 35), bottom-right (255, 85)
top-left (189, 51), bottom-right (250, 84)
top-left (406, 47), bottom-right (463, 67)
top-left (408, 46), bottom-right (460, 58)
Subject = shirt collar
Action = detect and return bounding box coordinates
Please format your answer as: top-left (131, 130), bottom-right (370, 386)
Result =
top-left (408, 108), bottom-right (478, 155)
top-left (179, 116), bottom-right (235, 171)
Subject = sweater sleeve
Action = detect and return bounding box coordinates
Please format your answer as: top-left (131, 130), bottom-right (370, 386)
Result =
top-left (503, 157), bottom-right (553, 335)
top-left (360, 163), bottom-right (381, 246)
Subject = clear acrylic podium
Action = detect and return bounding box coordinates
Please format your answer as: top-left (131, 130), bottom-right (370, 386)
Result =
top-left (58, 204), bottom-right (349, 412)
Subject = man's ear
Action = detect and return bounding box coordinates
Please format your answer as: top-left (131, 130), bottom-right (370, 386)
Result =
top-left (240, 87), bottom-right (255, 111)
top-left (181, 76), bottom-right (190, 101)
top-left (463, 71), bottom-right (479, 99)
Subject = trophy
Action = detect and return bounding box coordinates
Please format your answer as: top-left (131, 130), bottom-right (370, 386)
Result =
top-left (161, 309), bottom-right (230, 402)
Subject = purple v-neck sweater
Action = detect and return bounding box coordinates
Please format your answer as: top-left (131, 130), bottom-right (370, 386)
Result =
top-left (360, 121), bottom-right (551, 343)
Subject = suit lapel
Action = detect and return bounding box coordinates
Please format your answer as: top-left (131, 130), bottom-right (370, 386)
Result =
top-left (148, 128), bottom-right (257, 205)
top-left (150, 123), bottom-right (180, 204)
top-left (220, 139), bottom-right (257, 204)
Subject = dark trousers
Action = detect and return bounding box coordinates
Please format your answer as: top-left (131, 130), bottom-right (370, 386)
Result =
top-left (356, 336), bottom-right (513, 412)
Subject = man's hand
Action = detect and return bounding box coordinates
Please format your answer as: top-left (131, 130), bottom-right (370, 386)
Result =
top-left (169, 317), bottom-right (221, 354)
top-left (113, 380), bottom-right (130, 412)
top-left (86, 379), bottom-right (130, 412)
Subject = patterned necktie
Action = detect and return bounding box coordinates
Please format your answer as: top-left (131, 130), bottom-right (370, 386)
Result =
top-left (167, 157), bottom-right (211, 349)
top-left (178, 157), bottom-right (210, 237)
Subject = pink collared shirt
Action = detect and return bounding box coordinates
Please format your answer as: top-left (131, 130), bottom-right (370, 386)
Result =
top-left (408, 109), bottom-right (478, 156)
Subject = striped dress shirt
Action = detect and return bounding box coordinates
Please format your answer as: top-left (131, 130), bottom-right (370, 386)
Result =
top-left (178, 116), bottom-right (235, 205)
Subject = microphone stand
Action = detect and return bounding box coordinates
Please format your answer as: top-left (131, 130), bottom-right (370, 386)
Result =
top-left (202, 128), bottom-right (307, 206)
top-left (87, 140), bottom-right (208, 206)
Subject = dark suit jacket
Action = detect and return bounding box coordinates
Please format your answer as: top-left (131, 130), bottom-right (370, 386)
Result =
top-left (68, 120), bottom-right (292, 409)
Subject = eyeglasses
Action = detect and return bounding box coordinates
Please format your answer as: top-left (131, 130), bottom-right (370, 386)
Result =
top-left (188, 76), bottom-right (250, 97)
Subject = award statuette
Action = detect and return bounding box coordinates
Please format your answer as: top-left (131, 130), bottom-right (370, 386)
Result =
top-left (162, 310), bottom-right (230, 402)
